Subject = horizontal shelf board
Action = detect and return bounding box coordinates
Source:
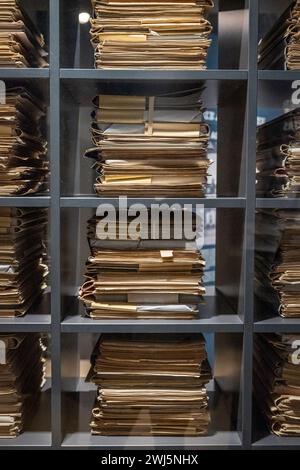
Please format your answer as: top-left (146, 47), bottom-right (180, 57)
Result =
top-left (258, 70), bottom-right (300, 81)
top-left (256, 198), bottom-right (300, 209)
top-left (60, 197), bottom-right (246, 208)
top-left (252, 434), bottom-right (300, 448)
top-left (254, 317), bottom-right (300, 333)
top-left (0, 315), bottom-right (51, 332)
top-left (0, 197), bottom-right (50, 207)
top-left (61, 432), bottom-right (242, 449)
top-left (62, 294), bottom-right (243, 333)
top-left (0, 69), bottom-right (49, 79)
top-left (60, 69), bottom-right (248, 81)
top-left (61, 316), bottom-right (243, 333)
top-left (0, 432), bottom-right (51, 448)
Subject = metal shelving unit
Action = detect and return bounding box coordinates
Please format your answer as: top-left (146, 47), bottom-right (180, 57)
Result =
top-left (0, 0), bottom-right (299, 450)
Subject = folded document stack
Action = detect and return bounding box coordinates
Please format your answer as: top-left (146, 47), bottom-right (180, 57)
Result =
top-left (85, 88), bottom-right (211, 197)
top-left (0, 0), bottom-right (48, 68)
top-left (0, 87), bottom-right (48, 196)
top-left (90, 0), bottom-right (213, 69)
top-left (0, 333), bottom-right (45, 438)
top-left (88, 334), bottom-right (211, 436)
top-left (256, 210), bottom-right (300, 318)
top-left (258, 0), bottom-right (300, 70)
top-left (257, 108), bottom-right (300, 197)
top-left (0, 208), bottom-right (48, 318)
top-left (254, 334), bottom-right (300, 436)
top-left (79, 213), bottom-right (205, 319)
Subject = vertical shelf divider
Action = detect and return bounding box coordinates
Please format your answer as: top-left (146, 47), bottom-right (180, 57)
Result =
top-left (242, 0), bottom-right (258, 449)
top-left (50, 0), bottom-right (61, 449)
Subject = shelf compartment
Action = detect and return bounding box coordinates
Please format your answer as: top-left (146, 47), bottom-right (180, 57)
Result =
top-left (61, 330), bottom-right (244, 449)
top-left (60, 0), bottom-right (247, 72)
top-left (60, 207), bottom-right (246, 328)
top-left (60, 77), bottom-right (247, 199)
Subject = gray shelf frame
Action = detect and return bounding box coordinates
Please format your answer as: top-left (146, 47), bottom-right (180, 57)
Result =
top-left (0, 0), bottom-right (299, 451)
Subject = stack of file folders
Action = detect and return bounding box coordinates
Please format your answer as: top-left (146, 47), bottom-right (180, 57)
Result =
top-left (0, 208), bottom-right (48, 318)
top-left (0, 87), bottom-right (48, 196)
top-left (255, 209), bottom-right (300, 318)
top-left (0, 0), bottom-right (48, 67)
top-left (87, 333), bottom-right (212, 436)
top-left (258, 0), bottom-right (300, 69)
top-left (256, 108), bottom-right (300, 197)
top-left (79, 212), bottom-right (205, 319)
top-left (0, 333), bottom-right (46, 438)
top-left (85, 88), bottom-right (211, 197)
top-left (90, 0), bottom-right (213, 69)
top-left (254, 333), bottom-right (300, 436)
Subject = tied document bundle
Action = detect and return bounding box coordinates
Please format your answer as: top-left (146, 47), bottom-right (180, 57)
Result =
top-left (85, 87), bottom-right (211, 197)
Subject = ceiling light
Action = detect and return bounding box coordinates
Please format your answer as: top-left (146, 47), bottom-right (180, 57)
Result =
top-left (79, 12), bottom-right (90, 24)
